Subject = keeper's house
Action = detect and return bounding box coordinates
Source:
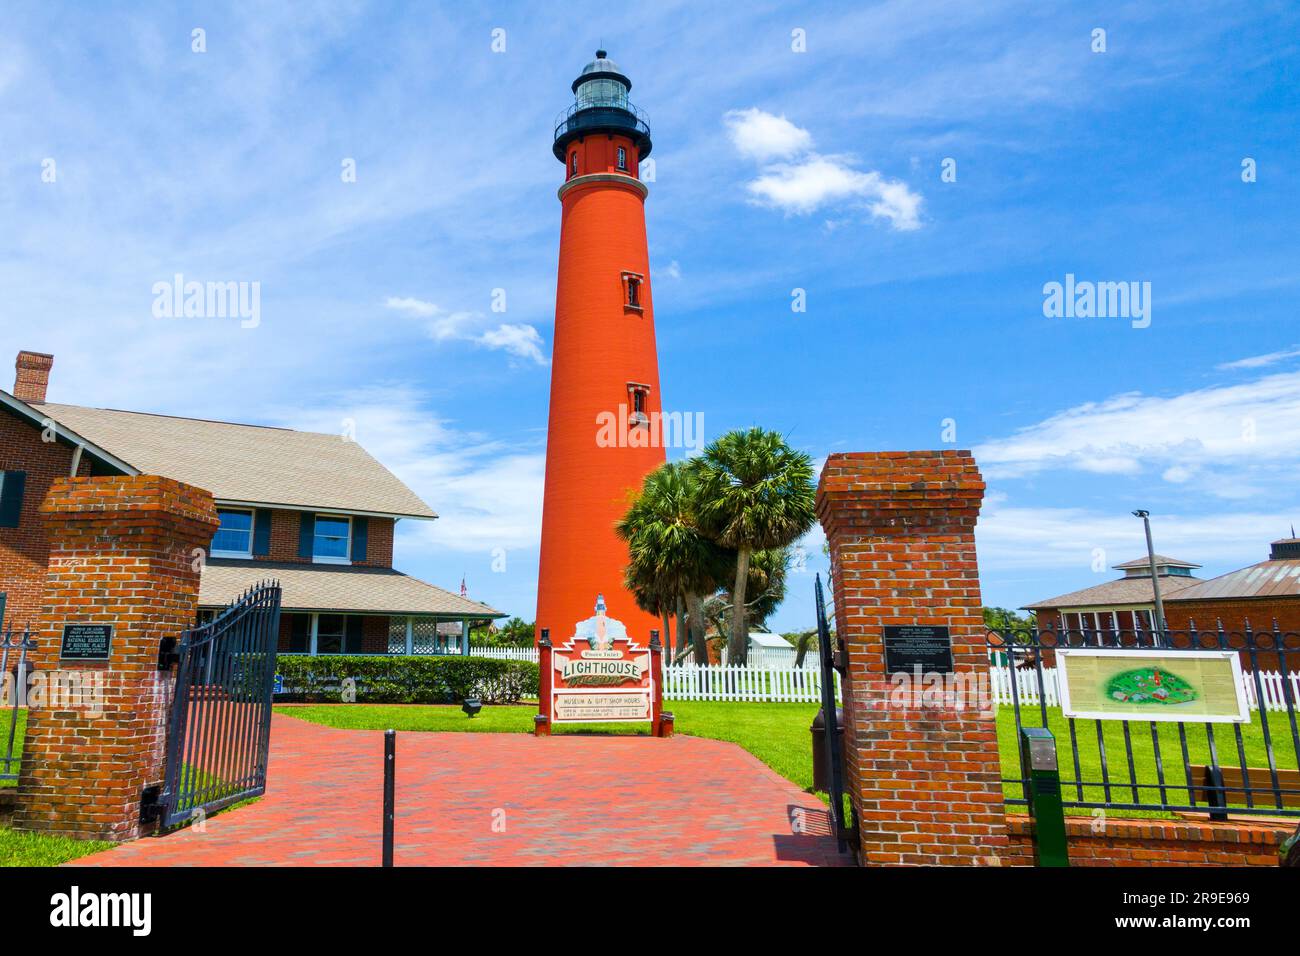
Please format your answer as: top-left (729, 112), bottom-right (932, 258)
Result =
top-left (0, 350), bottom-right (502, 654)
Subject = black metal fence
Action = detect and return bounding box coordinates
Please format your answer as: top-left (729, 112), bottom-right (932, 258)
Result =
top-left (990, 622), bottom-right (1300, 818)
top-left (1, 625), bottom-right (35, 783)
top-left (814, 574), bottom-right (856, 851)
top-left (157, 582), bottom-right (281, 828)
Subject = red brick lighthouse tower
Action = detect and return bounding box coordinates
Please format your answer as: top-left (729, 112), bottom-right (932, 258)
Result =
top-left (536, 51), bottom-right (665, 644)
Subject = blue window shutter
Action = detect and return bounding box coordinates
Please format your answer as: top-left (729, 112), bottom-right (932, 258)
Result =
top-left (253, 509), bottom-right (272, 557)
top-left (351, 516), bottom-right (368, 562)
top-left (0, 471), bottom-right (26, 528)
top-left (345, 616), bottom-right (364, 653)
top-left (0, 592), bottom-right (7, 631)
top-left (298, 512), bottom-right (314, 559)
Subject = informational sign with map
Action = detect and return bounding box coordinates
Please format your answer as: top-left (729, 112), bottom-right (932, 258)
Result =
top-left (550, 595), bottom-right (653, 724)
top-left (1056, 648), bottom-right (1249, 723)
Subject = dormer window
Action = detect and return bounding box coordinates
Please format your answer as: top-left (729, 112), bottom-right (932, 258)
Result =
top-left (617, 146), bottom-right (627, 171)
top-left (622, 272), bottom-right (644, 310)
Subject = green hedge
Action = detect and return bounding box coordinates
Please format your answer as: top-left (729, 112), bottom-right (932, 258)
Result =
top-left (274, 655), bottom-right (538, 705)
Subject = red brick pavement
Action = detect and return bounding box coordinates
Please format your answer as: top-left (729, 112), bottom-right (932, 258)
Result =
top-left (73, 714), bottom-right (852, 867)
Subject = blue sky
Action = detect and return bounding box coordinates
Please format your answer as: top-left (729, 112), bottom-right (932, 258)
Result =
top-left (2, 2), bottom-right (1298, 633)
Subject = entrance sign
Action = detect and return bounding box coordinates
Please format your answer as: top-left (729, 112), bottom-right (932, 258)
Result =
top-left (59, 624), bottom-right (113, 661)
top-left (883, 625), bottom-right (953, 674)
top-left (549, 595), bottom-right (653, 724)
top-left (1056, 648), bottom-right (1249, 723)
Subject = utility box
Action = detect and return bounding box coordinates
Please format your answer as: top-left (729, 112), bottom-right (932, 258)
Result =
top-left (1019, 726), bottom-right (1069, 867)
top-left (810, 707), bottom-right (844, 792)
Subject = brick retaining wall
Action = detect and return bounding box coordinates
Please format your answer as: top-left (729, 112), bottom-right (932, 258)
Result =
top-left (1005, 814), bottom-right (1288, 866)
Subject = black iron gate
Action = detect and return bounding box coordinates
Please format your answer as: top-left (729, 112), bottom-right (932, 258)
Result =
top-left (1, 624), bottom-right (35, 783)
top-left (157, 582), bottom-right (282, 828)
top-left (815, 573), bottom-right (856, 853)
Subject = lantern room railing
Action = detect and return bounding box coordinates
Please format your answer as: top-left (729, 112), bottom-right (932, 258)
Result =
top-left (553, 98), bottom-right (651, 146)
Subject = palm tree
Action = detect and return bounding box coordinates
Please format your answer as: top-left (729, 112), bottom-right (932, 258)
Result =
top-left (696, 546), bottom-right (792, 657)
top-left (691, 428), bottom-right (817, 665)
top-left (615, 461), bottom-right (733, 665)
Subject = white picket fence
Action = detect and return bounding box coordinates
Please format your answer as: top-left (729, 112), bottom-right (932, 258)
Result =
top-left (989, 665), bottom-right (1300, 713)
top-left (468, 645), bottom-right (836, 703)
top-left (661, 663), bottom-right (840, 703)
top-left (469, 644), bottom-right (538, 662)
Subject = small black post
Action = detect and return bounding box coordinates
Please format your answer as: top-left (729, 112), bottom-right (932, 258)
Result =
top-left (382, 729), bottom-right (395, 867)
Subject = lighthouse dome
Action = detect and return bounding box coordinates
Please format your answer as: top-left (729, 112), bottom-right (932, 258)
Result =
top-left (578, 50), bottom-right (622, 78)
top-left (572, 48), bottom-right (632, 98)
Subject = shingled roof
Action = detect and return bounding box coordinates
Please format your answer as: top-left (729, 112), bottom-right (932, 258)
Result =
top-left (1022, 574), bottom-right (1204, 611)
top-left (200, 560), bottom-right (502, 618)
top-left (37, 402), bottom-right (436, 519)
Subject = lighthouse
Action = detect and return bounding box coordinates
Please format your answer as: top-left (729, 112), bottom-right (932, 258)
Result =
top-left (535, 50), bottom-right (665, 645)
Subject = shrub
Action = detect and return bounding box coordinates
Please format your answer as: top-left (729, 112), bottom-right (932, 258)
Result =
top-left (274, 655), bottom-right (538, 705)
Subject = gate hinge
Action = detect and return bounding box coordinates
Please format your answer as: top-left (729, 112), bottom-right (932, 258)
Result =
top-left (140, 784), bottom-right (162, 824)
top-left (157, 636), bottom-right (180, 672)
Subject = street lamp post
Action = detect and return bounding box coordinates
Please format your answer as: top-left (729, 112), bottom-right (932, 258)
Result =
top-left (1132, 510), bottom-right (1167, 642)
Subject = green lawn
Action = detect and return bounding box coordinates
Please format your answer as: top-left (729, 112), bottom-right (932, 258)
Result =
top-left (1, 708), bottom-right (25, 788)
top-left (0, 825), bottom-right (112, 867)
top-left (276, 701), bottom-right (1299, 819)
top-left (999, 705), bottom-right (1298, 814)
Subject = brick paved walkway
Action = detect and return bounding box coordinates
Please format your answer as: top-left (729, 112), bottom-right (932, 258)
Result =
top-left (75, 714), bottom-right (851, 866)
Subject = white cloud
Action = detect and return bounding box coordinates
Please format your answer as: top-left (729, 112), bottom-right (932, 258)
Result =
top-left (384, 296), bottom-right (547, 365)
top-left (384, 296), bottom-right (438, 318)
top-left (477, 323), bottom-right (546, 365)
top-left (1217, 346), bottom-right (1300, 370)
top-left (274, 385), bottom-right (545, 554)
top-left (974, 369), bottom-right (1300, 492)
top-left (724, 107), bottom-right (814, 161)
top-left (726, 109), bottom-right (922, 230)
top-left (976, 500), bottom-right (1290, 576)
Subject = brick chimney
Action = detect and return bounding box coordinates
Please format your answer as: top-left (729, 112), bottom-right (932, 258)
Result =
top-left (13, 351), bottom-right (54, 404)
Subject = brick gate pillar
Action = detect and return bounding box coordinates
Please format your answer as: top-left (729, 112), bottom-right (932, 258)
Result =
top-left (13, 475), bottom-right (218, 841)
top-left (817, 451), bottom-right (1006, 866)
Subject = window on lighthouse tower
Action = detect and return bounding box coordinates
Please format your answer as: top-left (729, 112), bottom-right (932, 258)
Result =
top-left (623, 274), bottom-right (642, 309)
top-left (617, 146), bottom-right (627, 171)
top-left (627, 383), bottom-right (650, 425)
top-left (569, 152), bottom-right (578, 179)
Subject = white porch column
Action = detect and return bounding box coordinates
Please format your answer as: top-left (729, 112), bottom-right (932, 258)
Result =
top-left (461, 617), bottom-right (470, 655)
top-left (404, 616), bottom-right (414, 656)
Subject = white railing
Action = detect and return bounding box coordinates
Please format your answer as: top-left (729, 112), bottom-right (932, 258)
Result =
top-left (661, 663), bottom-right (840, 703)
top-left (468, 644), bottom-right (539, 662)
top-left (988, 665), bottom-right (1300, 713)
top-left (1235, 669), bottom-right (1300, 712)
